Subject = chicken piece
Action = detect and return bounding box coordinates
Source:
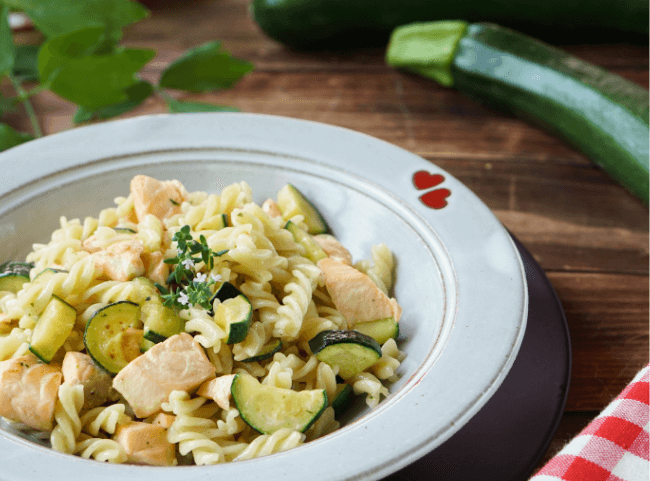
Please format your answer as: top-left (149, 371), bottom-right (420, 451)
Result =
top-left (149, 412), bottom-right (175, 429)
top-left (317, 258), bottom-right (402, 327)
top-left (61, 351), bottom-right (113, 410)
top-left (313, 234), bottom-right (353, 266)
top-left (114, 421), bottom-right (176, 466)
top-left (121, 328), bottom-right (144, 363)
top-left (0, 314), bottom-right (18, 335)
top-left (92, 240), bottom-right (145, 282)
top-left (0, 353), bottom-right (62, 430)
top-left (82, 232), bottom-right (135, 254)
top-left (262, 198), bottom-right (282, 218)
top-left (196, 374), bottom-right (235, 410)
top-left (130, 175), bottom-right (185, 223)
top-left (112, 333), bottom-right (215, 418)
top-left (141, 252), bottom-right (169, 286)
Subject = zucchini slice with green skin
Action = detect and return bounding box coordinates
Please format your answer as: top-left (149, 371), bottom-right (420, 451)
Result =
top-left (210, 281), bottom-right (242, 305)
top-left (241, 339), bottom-right (283, 363)
top-left (308, 330), bottom-right (382, 379)
top-left (140, 337), bottom-right (156, 353)
top-left (277, 184), bottom-right (329, 235)
top-left (84, 301), bottom-right (141, 375)
top-left (231, 372), bottom-right (328, 434)
top-left (140, 299), bottom-right (184, 344)
top-left (214, 294), bottom-right (253, 344)
top-left (284, 220), bottom-right (328, 263)
top-left (28, 295), bottom-right (76, 363)
top-left (33, 267), bottom-right (68, 283)
top-left (387, 22), bottom-right (650, 205)
top-left (0, 262), bottom-right (33, 293)
top-left (331, 383), bottom-right (354, 417)
top-left (353, 317), bottom-right (399, 345)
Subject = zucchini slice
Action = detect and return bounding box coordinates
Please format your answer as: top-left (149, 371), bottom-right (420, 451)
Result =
top-left (353, 317), bottom-right (399, 345)
top-left (331, 383), bottom-right (354, 417)
top-left (284, 221), bottom-right (328, 263)
top-left (140, 299), bottom-right (184, 344)
top-left (84, 301), bottom-right (141, 375)
top-left (208, 281), bottom-right (242, 309)
top-left (214, 294), bottom-right (253, 344)
top-left (308, 330), bottom-right (382, 379)
top-left (28, 295), bottom-right (76, 363)
top-left (277, 184), bottom-right (329, 235)
top-left (33, 267), bottom-right (67, 283)
top-left (231, 372), bottom-right (328, 434)
top-left (140, 337), bottom-right (156, 353)
top-left (113, 227), bottom-right (137, 234)
top-left (0, 261), bottom-right (33, 293)
top-left (241, 339), bottom-right (283, 363)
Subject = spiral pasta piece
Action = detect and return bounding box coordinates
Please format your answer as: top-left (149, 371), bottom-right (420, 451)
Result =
top-left (162, 391), bottom-right (225, 465)
top-left (80, 404), bottom-right (131, 436)
top-left (182, 307), bottom-right (227, 350)
top-left (51, 384), bottom-right (84, 454)
top-left (233, 428), bottom-right (305, 461)
top-left (370, 338), bottom-right (405, 382)
top-left (75, 438), bottom-right (128, 464)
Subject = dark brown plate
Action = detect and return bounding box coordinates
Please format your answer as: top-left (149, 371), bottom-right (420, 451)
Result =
top-left (383, 234), bottom-right (571, 481)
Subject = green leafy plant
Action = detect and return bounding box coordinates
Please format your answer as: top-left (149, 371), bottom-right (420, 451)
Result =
top-left (0, 0), bottom-right (254, 151)
top-left (156, 225), bottom-right (228, 310)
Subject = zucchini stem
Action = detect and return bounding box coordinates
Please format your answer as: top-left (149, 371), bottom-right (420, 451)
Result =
top-left (386, 21), bottom-right (468, 87)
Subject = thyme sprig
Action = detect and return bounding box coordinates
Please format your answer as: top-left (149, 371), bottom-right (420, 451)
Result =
top-left (155, 225), bottom-right (227, 310)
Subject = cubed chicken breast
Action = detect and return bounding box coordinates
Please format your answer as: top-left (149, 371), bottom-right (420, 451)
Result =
top-left (92, 240), bottom-right (145, 282)
top-left (61, 351), bottom-right (113, 410)
top-left (130, 175), bottom-right (185, 223)
top-left (149, 412), bottom-right (175, 429)
top-left (317, 258), bottom-right (402, 327)
top-left (112, 333), bottom-right (215, 418)
top-left (262, 198), bottom-right (282, 218)
top-left (313, 234), bottom-right (353, 266)
top-left (141, 252), bottom-right (169, 286)
top-left (0, 353), bottom-right (62, 430)
top-left (114, 421), bottom-right (176, 466)
top-left (196, 374), bottom-right (235, 410)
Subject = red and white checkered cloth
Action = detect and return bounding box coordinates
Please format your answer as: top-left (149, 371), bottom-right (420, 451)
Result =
top-left (532, 363), bottom-right (649, 481)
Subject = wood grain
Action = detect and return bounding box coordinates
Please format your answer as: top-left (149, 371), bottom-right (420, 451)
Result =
top-left (5, 0), bottom-right (649, 476)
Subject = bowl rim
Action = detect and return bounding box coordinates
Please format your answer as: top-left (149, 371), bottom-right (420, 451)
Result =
top-left (0, 113), bottom-right (527, 481)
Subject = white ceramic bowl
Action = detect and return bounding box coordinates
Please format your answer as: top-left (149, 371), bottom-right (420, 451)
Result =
top-left (0, 113), bottom-right (527, 481)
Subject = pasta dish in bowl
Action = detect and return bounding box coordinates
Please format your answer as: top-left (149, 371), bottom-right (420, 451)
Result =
top-left (0, 113), bottom-right (527, 480)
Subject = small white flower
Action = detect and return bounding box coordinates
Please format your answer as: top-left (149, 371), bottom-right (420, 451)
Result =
top-left (193, 272), bottom-right (207, 283)
top-left (181, 258), bottom-right (195, 269)
top-left (178, 291), bottom-right (190, 306)
top-left (210, 274), bottom-right (222, 283)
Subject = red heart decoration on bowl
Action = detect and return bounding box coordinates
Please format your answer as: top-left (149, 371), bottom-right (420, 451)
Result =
top-left (419, 188), bottom-right (451, 209)
top-left (413, 171), bottom-right (445, 190)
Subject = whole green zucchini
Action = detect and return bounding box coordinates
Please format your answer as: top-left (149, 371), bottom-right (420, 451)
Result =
top-left (250, 0), bottom-right (649, 49)
top-left (386, 22), bottom-right (649, 205)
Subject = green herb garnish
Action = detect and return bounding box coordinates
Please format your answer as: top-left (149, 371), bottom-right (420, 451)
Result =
top-left (0, 2), bottom-right (254, 151)
top-left (157, 225), bottom-right (225, 310)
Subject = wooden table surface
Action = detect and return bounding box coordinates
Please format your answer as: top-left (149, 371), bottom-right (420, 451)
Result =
top-left (8, 0), bottom-right (649, 476)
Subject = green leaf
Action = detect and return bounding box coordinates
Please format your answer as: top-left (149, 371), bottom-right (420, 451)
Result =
top-left (12, 44), bottom-right (39, 82)
top-left (0, 5), bottom-right (15, 76)
top-left (166, 97), bottom-right (240, 113)
top-left (159, 41), bottom-right (253, 93)
top-left (0, 123), bottom-right (33, 152)
top-left (2, 0), bottom-right (149, 42)
top-left (73, 80), bottom-right (154, 124)
top-left (38, 27), bottom-right (155, 109)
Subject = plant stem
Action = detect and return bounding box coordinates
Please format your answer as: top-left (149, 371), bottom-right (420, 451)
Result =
top-left (9, 74), bottom-right (42, 138)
